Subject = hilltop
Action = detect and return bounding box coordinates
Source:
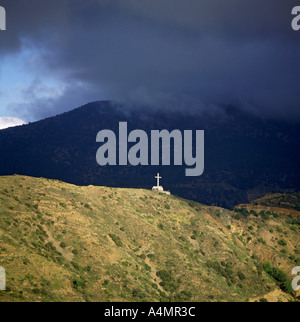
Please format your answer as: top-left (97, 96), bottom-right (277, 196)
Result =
top-left (0, 175), bottom-right (299, 302)
top-left (0, 101), bottom-right (300, 208)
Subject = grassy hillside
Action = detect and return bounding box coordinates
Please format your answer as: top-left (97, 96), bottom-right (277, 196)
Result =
top-left (0, 175), bottom-right (299, 302)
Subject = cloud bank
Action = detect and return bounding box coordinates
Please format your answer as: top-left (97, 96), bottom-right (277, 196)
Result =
top-left (0, 0), bottom-right (299, 121)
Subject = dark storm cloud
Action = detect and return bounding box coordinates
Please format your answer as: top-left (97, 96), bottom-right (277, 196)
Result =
top-left (1, 0), bottom-right (300, 120)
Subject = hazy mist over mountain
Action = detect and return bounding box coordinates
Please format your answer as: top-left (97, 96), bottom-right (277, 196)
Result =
top-left (0, 0), bottom-right (299, 122)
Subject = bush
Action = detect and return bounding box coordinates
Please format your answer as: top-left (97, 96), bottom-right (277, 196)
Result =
top-left (144, 264), bottom-right (151, 272)
top-left (157, 270), bottom-right (174, 283)
top-left (260, 211), bottom-right (270, 221)
top-left (234, 214), bottom-right (241, 220)
top-left (179, 236), bottom-right (187, 242)
top-left (71, 261), bottom-right (80, 270)
top-left (206, 260), bottom-right (235, 284)
top-left (234, 208), bottom-right (250, 218)
top-left (132, 288), bottom-right (145, 299)
top-left (84, 203), bottom-right (91, 209)
top-left (156, 270), bottom-right (179, 293)
top-left (289, 255), bottom-right (296, 261)
top-left (158, 223), bottom-right (164, 230)
top-left (175, 290), bottom-right (192, 301)
top-left (109, 233), bottom-right (123, 247)
top-left (278, 239), bottom-right (287, 247)
top-left (286, 218), bottom-right (300, 226)
top-left (84, 265), bottom-right (92, 272)
top-left (193, 230), bottom-right (200, 237)
top-left (237, 271), bottom-right (246, 281)
top-left (73, 279), bottom-right (85, 289)
top-left (60, 241), bottom-right (67, 248)
top-left (263, 262), bottom-right (294, 295)
top-left (259, 298), bottom-right (268, 302)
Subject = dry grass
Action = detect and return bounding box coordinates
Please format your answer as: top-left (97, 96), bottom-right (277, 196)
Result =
top-left (0, 175), bottom-right (299, 302)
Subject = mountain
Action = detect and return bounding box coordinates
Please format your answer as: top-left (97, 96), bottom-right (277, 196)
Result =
top-left (0, 101), bottom-right (299, 208)
top-left (0, 176), bottom-right (299, 302)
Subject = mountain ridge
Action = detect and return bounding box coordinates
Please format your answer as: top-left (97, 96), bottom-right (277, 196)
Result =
top-left (0, 101), bottom-right (299, 208)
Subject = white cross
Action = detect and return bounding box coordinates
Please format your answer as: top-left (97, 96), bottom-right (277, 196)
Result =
top-left (155, 173), bottom-right (162, 187)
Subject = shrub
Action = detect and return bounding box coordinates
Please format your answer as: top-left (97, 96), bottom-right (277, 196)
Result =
top-left (263, 262), bottom-right (294, 295)
top-left (289, 255), bottom-right (296, 261)
top-left (109, 233), bottom-right (123, 247)
top-left (278, 239), bottom-right (287, 247)
top-left (132, 288), bottom-right (145, 299)
top-left (179, 236), bottom-right (187, 242)
top-left (60, 241), bottom-right (67, 248)
top-left (158, 223), bottom-right (164, 230)
top-left (206, 260), bottom-right (235, 284)
top-left (156, 270), bottom-right (179, 293)
top-left (259, 298), bottom-right (268, 302)
top-left (71, 261), bottom-right (80, 270)
top-left (84, 203), bottom-right (91, 209)
top-left (144, 264), bottom-right (151, 272)
top-left (147, 254), bottom-right (156, 260)
top-left (237, 271), bottom-right (246, 281)
top-left (157, 270), bottom-right (174, 283)
top-left (32, 288), bottom-right (40, 294)
top-left (84, 265), bottom-right (92, 272)
top-left (73, 279), bottom-right (85, 289)
top-left (260, 212), bottom-right (270, 221)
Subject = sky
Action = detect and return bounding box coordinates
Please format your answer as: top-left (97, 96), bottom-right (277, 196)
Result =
top-left (0, 0), bottom-right (299, 127)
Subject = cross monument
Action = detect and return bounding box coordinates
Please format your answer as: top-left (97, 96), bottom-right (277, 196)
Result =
top-left (155, 173), bottom-right (162, 187)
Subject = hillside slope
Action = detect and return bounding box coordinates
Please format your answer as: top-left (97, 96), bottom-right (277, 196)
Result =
top-left (0, 176), bottom-right (299, 302)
